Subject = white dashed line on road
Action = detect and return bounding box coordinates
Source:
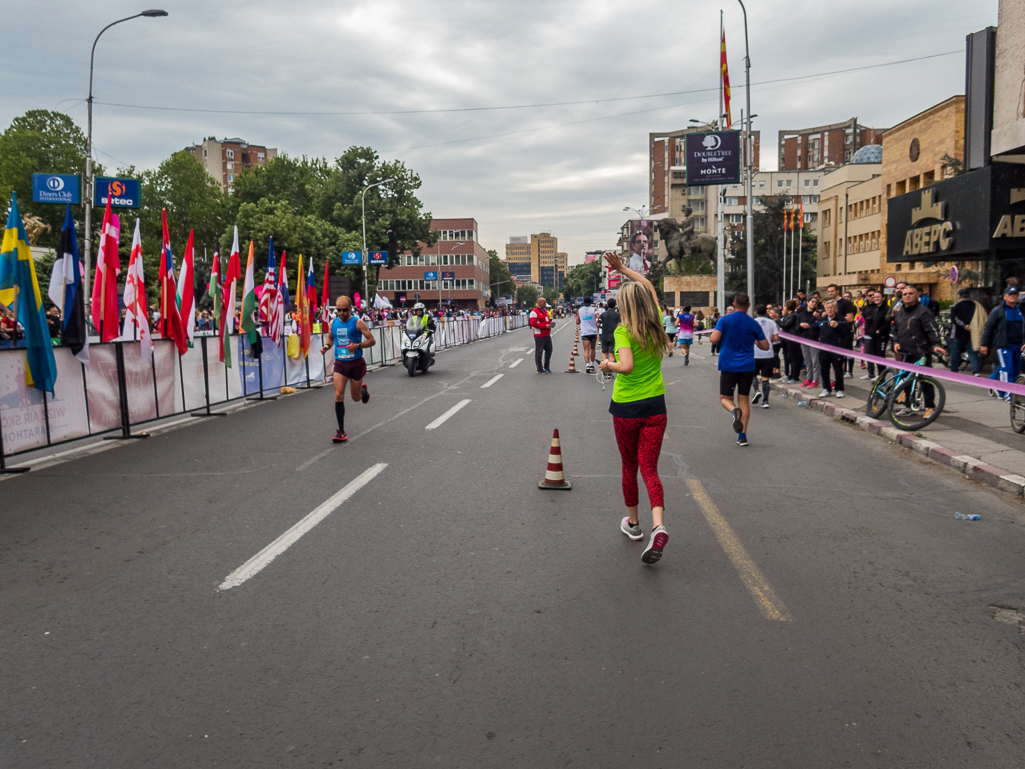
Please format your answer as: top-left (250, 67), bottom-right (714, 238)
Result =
top-left (480, 374), bottom-right (504, 388)
top-left (509, 358), bottom-right (524, 368)
top-left (425, 399), bottom-right (472, 430)
top-left (218, 463), bottom-right (388, 591)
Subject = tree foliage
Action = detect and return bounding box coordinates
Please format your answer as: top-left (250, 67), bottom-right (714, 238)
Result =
top-left (727, 194), bottom-right (816, 303)
top-left (517, 284), bottom-right (539, 308)
top-left (487, 249), bottom-right (514, 303)
top-left (562, 261), bottom-right (602, 301)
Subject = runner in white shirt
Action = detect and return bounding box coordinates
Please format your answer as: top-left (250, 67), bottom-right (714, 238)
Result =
top-left (752, 303), bottom-right (780, 409)
top-left (576, 297), bottom-right (599, 372)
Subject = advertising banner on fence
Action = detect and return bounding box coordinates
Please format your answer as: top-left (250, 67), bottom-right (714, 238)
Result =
top-left (0, 348), bottom-right (90, 453)
top-left (239, 336), bottom-right (284, 395)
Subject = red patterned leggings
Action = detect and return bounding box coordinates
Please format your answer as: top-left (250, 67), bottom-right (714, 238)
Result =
top-left (612, 413), bottom-right (667, 508)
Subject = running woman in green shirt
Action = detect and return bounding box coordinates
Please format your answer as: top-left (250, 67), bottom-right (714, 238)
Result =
top-left (599, 252), bottom-right (669, 565)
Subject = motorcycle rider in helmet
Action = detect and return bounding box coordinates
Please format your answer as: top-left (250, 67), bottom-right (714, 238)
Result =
top-left (411, 302), bottom-right (436, 335)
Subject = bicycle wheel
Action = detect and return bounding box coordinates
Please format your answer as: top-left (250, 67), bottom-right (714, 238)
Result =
top-left (888, 376), bottom-right (946, 430)
top-left (1010, 374), bottom-right (1025, 434)
top-left (866, 376), bottom-right (893, 418)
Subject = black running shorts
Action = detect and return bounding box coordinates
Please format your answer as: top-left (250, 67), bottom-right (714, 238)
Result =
top-left (334, 357), bottom-right (367, 381)
top-left (719, 370), bottom-right (755, 397)
top-left (754, 358), bottom-right (774, 378)
top-left (582, 334), bottom-right (598, 343)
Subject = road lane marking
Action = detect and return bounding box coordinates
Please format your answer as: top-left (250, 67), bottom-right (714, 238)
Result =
top-left (219, 463), bottom-right (388, 591)
top-left (509, 358), bottom-right (524, 368)
top-left (425, 399), bottom-right (471, 430)
top-left (686, 478), bottom-right (793, 622)
top-left (480, 374), bottom-right (504, 389)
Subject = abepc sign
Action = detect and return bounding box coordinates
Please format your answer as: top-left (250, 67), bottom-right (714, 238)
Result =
top-left (94, 177), bottom-right (141, 208)
top-left (685, 131), bottom-right (742, 186)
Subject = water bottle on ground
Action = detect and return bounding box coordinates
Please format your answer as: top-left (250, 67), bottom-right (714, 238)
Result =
top-left (954, 512), bottom-right (981, 521)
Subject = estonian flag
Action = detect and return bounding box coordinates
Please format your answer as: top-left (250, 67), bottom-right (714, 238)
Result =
top-left (47, 205), bottom-right (89, 365)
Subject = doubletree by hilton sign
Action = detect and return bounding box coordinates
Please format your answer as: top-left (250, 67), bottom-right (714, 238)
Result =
top-left (886, 163), bottom-right (1025, 262)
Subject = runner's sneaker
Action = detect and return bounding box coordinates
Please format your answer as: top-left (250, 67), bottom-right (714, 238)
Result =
top-left (737, 433), bottom-right (749, 447)
top-left (361, 384), bottom-right (370, 404)
top-left (751, 390), bottom-right (762, 405)
top-left (685, 354), bottom-right (689, 366)
top-left (761, 401), bottom-right (769, 409)
top-left (621, 517), bottom-right (643, 541)
top-left (731, 407), bottom-right (743, 433)
top-left (641, 525), bottom-right (668, 564)
top-left (332, 431), bottom-right (348, 443)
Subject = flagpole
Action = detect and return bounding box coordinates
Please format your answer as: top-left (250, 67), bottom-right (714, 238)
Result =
top-left (738, 0), bottom-right (754, 311)
top-left (717, 10), bottom-right (725, 315)
top-left (781, 207), bottom-right (787, 305)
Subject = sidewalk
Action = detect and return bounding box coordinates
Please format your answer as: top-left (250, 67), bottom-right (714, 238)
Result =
top-left (771, 364), bottom-right (1025, 500)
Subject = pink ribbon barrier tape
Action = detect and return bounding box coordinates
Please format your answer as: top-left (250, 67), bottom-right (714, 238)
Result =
top-left (777, 330), bottom-right (1025, 397)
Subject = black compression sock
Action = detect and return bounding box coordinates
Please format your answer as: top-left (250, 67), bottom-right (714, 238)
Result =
top-left (335, 401), bottom-right (345, 432)
top-left (762, 380), bottom-right (770, 400)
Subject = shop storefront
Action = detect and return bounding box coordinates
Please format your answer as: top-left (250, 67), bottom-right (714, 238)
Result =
top-left (886, 161), bottom-right (1025, 303)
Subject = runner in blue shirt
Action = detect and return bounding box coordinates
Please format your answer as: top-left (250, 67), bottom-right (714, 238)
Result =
top-left (320, 296), bottom-right (376, 443)
top-left (708, 292), bottom-right (769, 446)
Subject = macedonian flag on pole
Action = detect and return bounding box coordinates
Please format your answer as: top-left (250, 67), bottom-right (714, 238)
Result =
top-left (720, 27), bottom-right (732, 130)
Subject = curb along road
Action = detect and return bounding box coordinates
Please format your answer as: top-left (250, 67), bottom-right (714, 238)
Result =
top-left (769, 380), bottom-right (1025, 501)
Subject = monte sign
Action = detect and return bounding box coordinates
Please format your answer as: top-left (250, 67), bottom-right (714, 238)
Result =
top-left (685, 131), bottom-right (742, 186)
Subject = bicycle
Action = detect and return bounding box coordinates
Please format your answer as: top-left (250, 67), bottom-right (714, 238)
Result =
top-left (885, 358), bottom-right (946, 430)
top-left (1010, 351), bottom-right (1025, 434)
top-left (866, 367), bottom-right (901, 418)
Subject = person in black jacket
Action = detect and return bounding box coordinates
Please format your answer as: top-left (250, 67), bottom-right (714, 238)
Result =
top-left (779, 299), bottom-right (803, 382)
top-left (980, 285), bottom-right (1025, 401)
top-left (861, 290), bottom-right (890, 379)
top-left (796, 297), bottom-right (822, 387)
top-left (948, 288), bottom-right (981, 374)
top-left (817, 301), bottom-right (852, 397)
top-left (891, 286), bottom-right (945, 409)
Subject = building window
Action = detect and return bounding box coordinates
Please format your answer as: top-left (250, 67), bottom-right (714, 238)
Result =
top-left (227, 161), bottom-right (234, 170)
top-left (227, 174), bottom-right (234, 182)
top-left (226, 149), bottom-right (235, 159)
top-left (804, 179), bottom-right (811, 187)
top-left (258, 153), bottom-right (265, 161)
top-left (203, 149), bottom-right (207, 158)
top-left (758, 180), bottom-right (765, 188)
top-left (777, 180), bottom-right (784, 188)
top-left (813, 179), bottom-right (819, 187)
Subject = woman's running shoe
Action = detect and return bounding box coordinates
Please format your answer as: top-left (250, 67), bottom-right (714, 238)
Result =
top-left (332, 431), bottom-right (348, 443)
top-left (641, 526), bottom-right (668, 564)
top-left (620, 517), bottom-right (643, 541)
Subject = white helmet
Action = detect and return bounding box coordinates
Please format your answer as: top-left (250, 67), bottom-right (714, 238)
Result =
top-left (413, 302), bottom-right (426, 312)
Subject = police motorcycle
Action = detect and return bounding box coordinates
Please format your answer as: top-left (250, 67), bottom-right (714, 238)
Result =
top-left (401, 303), bottom-right (436, 376)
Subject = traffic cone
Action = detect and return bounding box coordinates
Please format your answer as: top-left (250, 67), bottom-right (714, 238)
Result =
top-left (566, 350), bottom-right (578, 373)
top-left (572, 338), bottom-right (579, 356)
top-left (538, 429), bottom-right (572, 490)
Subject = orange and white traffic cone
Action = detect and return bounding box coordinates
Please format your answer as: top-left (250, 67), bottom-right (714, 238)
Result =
top-left (566, 351), bottom-right (578, 373)
top-left (572, 338), bottom-right (580, 356)
top-left (538, 429), bottom-right (572, 490)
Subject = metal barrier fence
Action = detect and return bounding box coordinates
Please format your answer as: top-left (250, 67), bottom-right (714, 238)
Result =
top-left (0, 313), bottom-right (528, 467)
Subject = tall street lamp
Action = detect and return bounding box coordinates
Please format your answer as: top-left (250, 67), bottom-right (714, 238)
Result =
top-left (84, 9), bottom-right (168, 308)
top-left (361, 177), bottom-right (394, 312)
top-left (738, 0), bottom-right (754, 311)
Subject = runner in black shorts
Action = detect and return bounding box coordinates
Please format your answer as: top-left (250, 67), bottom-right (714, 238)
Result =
top-left (709, 292), bottom-right (768, 447)
top-left (320, 296), bottom-right (376, 442)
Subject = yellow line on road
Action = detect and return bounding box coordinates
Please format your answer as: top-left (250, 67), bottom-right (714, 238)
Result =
top-left (686, 478), bottom-right (793, 622)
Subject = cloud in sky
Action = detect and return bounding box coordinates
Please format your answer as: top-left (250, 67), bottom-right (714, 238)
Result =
top-left (1, 0), bottom-right (998, 263)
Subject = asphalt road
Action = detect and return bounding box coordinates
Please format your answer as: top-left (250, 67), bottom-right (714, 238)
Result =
top-left (3, 325), bottom-right (1025, 768)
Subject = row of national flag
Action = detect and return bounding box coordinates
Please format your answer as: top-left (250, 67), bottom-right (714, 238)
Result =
top-left (0, 192), bottom-right (332, 395)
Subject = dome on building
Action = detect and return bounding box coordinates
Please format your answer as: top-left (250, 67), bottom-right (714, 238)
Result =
top-left (851, 144), bottom-right (882, 164)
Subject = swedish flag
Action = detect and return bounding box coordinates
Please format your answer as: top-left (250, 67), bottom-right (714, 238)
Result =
top-left (0, 192), bottom-right (57, 393)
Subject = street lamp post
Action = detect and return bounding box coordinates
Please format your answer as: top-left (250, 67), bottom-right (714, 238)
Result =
top-left (84, 9), bottom-right (167, 308)
top-left (738, 0), bottom-right (754, 311)
top-left (361, 177), bottom-right (394, 313)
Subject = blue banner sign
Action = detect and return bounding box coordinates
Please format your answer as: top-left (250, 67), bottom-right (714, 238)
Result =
top-left (369, 251), bottom-right (388, 265)
top-left (424, 271), bottom-right (438, 281)
top-left (32, 173), bottom-right (81, 204)
top-left (94, 177), bottom-right (141, 208)
top-left (341, 251), bottom-right (362, 265)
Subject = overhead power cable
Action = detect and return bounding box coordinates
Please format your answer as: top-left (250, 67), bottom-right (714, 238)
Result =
top-left (91, 50), bottom-right (960, 118)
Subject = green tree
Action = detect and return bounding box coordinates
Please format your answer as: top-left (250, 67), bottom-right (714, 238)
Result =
top-left (487, 249), bottom-right (514, 304)
top-left (542, 285), bottom-right (560, 305)
top-left (517, 284), bottom-right (539, 309)
top-left (0, 109), bottom-right (96, 250)
top-left (727, 194), bottom-right (815, 303)
top-left (136, 151), bottom-right (229, 302)
top-left (562, 261), bottom-right (602, 301)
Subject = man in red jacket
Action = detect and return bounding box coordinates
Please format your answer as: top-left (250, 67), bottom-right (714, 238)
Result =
top-left (529, 297), bottom-right (555, 373)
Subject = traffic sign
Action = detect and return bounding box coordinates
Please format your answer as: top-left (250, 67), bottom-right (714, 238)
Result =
top-left (424, 271), bottom-right (438, 281)
top-left (341, 251), bottom-right (361, 265)
top-left (369, 251), bottom-right (388, 265)
top-left (950, 266), bottom-right (959, 283)
top-left (883, 276), bottom-right (897, 288)
top-left (94, 177), bottom-right (141, 208)
top-left (32, 173), bottom-right (80, 204)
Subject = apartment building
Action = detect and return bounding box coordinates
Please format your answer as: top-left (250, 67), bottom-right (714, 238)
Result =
top-left (816, 147), bottom-right (883, 289)
top-left (502, 232), bottom-right (565, 289)
top-left (187, 137), bottom-right (277, 192)
top-left (721, 170), bottom-right (826, 241)
top-left (376, 218), bottom-right (491, 310)
top-left (778, 118), bottom-right (885, 171)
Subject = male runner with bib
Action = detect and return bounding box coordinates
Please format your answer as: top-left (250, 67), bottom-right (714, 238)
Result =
top-left (320, 296), bottom-right (376, 443)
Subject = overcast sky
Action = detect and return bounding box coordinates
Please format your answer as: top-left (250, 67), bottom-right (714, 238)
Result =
top-left (1, 0), bottom-right (999, 264)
